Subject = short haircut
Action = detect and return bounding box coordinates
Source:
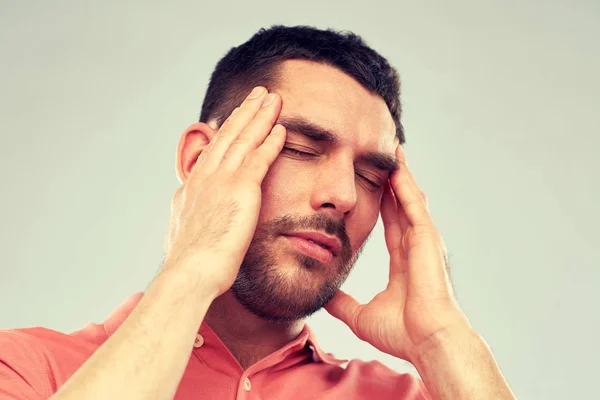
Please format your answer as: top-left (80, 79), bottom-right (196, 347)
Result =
top-left (199, 25), bottom-right (405, 144)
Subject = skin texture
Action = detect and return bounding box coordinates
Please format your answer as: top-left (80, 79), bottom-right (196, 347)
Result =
top-left (189, 61), bottom-right (514, 399)
top-left (175, 60), bottom-right (400, 367)
top-left (48, 59), bottom-right (515, 400)
top-left (229, 60), bottom-right (397, 322)
top-left (50, 81), bottom-right (290, 400)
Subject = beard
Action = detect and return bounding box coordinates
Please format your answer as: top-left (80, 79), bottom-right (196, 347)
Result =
top-left (230, 214), bottom-right (367, 323)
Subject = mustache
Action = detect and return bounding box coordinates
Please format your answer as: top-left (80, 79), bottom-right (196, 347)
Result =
top-left (259, 214), bottom-right (351, 258)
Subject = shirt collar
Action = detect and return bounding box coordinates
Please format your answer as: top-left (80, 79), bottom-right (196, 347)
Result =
top-left (303, 324), bottom-right (347, 365)
top-left (103, 292), bottom-right (347, 367)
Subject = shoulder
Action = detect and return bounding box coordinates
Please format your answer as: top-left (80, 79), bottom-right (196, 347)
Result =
top-left (1, 323), bottom-right (107, 362)
top-left (0, 324), bottom-right (107, 399)
top-left (339, 359), bottom-right (432, 399)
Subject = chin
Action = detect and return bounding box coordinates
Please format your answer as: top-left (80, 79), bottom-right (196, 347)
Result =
top-left (231, 257), bottom-right (344, 323)
top-left (231, 229), bottom-right (354, 322)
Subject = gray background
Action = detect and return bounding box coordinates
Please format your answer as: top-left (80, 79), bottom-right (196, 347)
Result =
top-left (1, 1), bottom-right (598, 399)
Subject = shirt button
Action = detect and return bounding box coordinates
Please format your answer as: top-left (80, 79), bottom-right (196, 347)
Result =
top-left (193, 334), bottom-right (204, 348)
top-left (244, 377), bottom-right (251, 391)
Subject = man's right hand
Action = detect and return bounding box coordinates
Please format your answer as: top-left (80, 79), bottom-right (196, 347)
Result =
top-left (45, 87), bottom-right (285, 400)
top-left (162, 87), bottom-right (285, 298)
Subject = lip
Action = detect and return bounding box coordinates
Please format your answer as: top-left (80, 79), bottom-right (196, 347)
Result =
top-left (283, 231), bottom-right (341, 257)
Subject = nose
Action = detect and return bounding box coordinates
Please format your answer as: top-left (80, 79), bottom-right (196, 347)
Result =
top-left (310, 161), bottom-right (357, 219)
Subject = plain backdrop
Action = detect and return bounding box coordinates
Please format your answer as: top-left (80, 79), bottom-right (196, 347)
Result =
top-left (1, 1), bottom-right (598, 399)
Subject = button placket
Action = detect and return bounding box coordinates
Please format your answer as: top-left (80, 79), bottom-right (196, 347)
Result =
top-left (193, 334), bottom-right (204, 348)
top-left (243, 377), bottom-right (251, 391)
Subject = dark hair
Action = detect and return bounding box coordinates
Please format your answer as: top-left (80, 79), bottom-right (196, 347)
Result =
top-left (199, 25), bottom-right (405, 144)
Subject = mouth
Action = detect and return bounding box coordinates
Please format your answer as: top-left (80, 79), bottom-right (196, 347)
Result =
top-left (282, 231), bottom-right (342, 265)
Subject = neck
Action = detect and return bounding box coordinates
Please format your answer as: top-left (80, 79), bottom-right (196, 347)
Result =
top-left (204, 290), bottom-right (305, 370)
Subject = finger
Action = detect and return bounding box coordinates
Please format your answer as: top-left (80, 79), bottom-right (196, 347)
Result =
top-left (392, 147), bottom-right (450, 297)
top-left (237, 124), bottom-right (287, 184)
top-left (195, 87), bottom-right (267, 175)
top-left (380, 181), bottom-right (403, 254)
top-left (381, 181), bottom-right (411, 281)
top-left (390, 146), bottom-right (433, 227)
top-left (396, 145), bottom-right (428, 208)
top-left (395, 143), bottom-right (407, 165)
top-left (220, 92), bottom-right (281, 172)
top-left (388, 171), bottom-right (416, 235)
top-left (385, 179), bottom-right (409, 232)
top-left (323, 289), bottom-right (363, 335)
top-left (394, 185), bottom-right (412, 238)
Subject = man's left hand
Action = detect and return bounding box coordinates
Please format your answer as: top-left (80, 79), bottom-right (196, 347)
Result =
top-left (324, 144), bottom-right (473, 364)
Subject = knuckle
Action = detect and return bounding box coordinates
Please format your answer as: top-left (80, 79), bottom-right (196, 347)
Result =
top-left (243, 154), bottom-right (266, 173)
top-left (241, 153), bottom-right (257, 168)
top-left (232, 106), bottom-right (244, 118)
top-left (230, 137), bottom-right (251, 149)
top-left (219, 107), bottom-right (241, 130)
top-left (257, 104), bottom-right (277, 118)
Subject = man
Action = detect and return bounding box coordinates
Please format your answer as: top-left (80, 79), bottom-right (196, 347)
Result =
top-left (0, 26), bottom-right (515, 399)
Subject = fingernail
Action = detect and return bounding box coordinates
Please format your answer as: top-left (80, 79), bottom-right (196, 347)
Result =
top-left (248, 87), bottom-right (265, 99)
top-left (262, 93), bottom-right (277, 107)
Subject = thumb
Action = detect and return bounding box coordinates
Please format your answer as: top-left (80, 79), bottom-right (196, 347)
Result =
top-left (324, 289), bottom-right (364, 334)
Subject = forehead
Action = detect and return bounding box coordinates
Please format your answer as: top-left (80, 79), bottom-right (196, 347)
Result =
top-left (273, 60), bottom-right (398, 150)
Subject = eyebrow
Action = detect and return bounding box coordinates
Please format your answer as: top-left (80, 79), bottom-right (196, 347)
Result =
top-left (277, 115), bottom-right (399, 173)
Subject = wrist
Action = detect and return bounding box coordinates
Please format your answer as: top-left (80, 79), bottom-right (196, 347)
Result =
top-left (412, 322), bottom-right (481, 369)
top-left (155, 257), bottom-right (222, 304)
top-left (411, 325), bottom-right (516, 400)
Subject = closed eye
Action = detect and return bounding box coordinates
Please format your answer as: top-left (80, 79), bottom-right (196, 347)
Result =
top-left (357, 174), bottom-right (383, 191)
top-left (282, 147), bottom-right (318, 158)
top-left (283, 146), bottom-right (383, 192)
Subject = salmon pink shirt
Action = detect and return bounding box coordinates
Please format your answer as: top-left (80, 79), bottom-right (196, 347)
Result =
top-left (0, 293), bottom-right (432, 399)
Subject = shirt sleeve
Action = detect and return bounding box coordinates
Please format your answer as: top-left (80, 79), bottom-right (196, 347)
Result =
top-left (0, 330), bottom-right (53, 400)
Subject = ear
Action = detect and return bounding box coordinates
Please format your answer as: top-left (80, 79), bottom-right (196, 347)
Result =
top-left (175, 122), bottom-right (218, 184)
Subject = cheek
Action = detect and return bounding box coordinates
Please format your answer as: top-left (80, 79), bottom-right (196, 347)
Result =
top-left (348, 195), bottom-right (381, 250)
top-left (258, 160), bottom-right (308, 221)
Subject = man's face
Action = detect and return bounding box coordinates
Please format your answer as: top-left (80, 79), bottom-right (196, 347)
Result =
top-left (230, 60), bottom-right (398, 322)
